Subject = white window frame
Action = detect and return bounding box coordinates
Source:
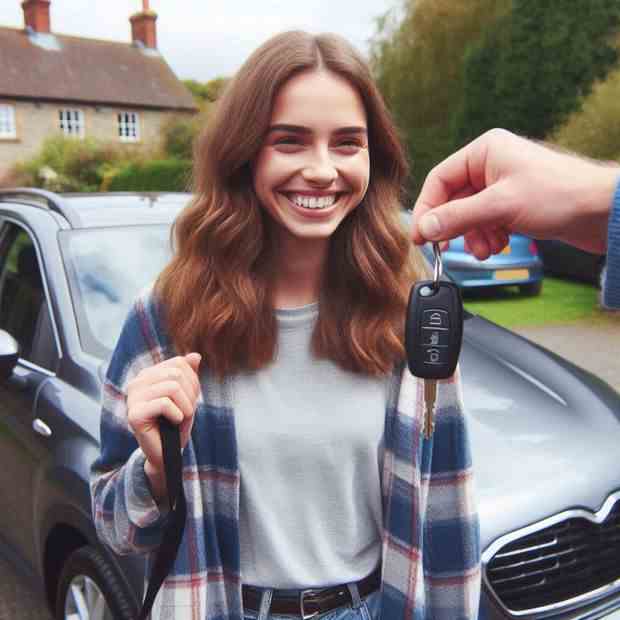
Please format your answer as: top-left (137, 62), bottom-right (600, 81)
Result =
top-left (0, 104), bottom-right (17, 139)
top-left (59, 108), bottom-right (85, 138)
top-left (118, 111), bottom-right (140, 142)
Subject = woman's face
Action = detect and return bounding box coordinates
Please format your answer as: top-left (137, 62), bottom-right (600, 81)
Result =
top-left (252, 69), bottom-right (370, 246)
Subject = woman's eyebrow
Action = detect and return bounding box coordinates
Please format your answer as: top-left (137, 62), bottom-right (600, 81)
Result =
top-left (267, 124), bottom-right (368, 135)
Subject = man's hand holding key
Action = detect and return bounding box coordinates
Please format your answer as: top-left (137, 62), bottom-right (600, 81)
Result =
top-left (410, 128), bottom-right (619, 261)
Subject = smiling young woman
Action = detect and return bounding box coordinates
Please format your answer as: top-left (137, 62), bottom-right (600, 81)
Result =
top-left (91, 30), bottom-right (481, 620)
top-left (153, 32), bottom-right (431, 380)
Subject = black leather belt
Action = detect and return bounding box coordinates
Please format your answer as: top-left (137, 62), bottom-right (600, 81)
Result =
top-left (242, 566), bottom-right (381, 619)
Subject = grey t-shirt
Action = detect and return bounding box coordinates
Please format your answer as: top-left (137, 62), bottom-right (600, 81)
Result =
top-left (234, 302), bottom-right (386, 588)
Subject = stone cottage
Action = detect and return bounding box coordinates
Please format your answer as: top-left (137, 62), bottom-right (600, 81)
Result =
top-left (0, 0), bottom-right (197, 178)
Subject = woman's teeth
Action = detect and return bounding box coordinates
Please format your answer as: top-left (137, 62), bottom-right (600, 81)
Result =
top-left (287, 193), bottom-right (338, 209)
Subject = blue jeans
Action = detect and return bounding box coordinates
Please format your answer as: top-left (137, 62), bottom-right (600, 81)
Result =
top-left (243, 582), bottom-right (381, 620)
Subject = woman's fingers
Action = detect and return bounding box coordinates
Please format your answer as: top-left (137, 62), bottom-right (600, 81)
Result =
top-left (131, 396), bottom-right (184, 427)
top-left (126, 354), bottom-right (202, 472)
top-left (131, 357), bottom-right (200, 403)
top-left (131, 380), bottom-right (196, 420)
top-left (128, 397), bottom-right (185, 468)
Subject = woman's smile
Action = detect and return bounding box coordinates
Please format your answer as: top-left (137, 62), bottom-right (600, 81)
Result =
top-left (278, 191), bottom-right (348, 216)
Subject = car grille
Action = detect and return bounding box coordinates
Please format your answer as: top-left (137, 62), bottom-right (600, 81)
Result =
top-left (486, 499), bottom-right (620, 613)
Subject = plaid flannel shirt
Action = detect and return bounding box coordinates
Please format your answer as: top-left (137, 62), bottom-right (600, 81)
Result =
top-left (603, 177), bottom-right (620, 309)
top-left (90, 287), bottom-right (481, 619)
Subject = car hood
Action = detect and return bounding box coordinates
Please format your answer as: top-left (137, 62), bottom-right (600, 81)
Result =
top-left (461, 315), bottom-right (620, 551)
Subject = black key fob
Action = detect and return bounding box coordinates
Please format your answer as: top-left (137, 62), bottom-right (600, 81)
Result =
top-left (405, 279), bottom-right (463, 380)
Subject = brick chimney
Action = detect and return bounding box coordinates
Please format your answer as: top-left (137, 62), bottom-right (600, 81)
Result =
top-left (22, 0), bottom-right (51, 34)
top-left (130, 0), bottom-right (157, 49)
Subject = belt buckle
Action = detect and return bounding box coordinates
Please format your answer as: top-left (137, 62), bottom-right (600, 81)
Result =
top-left (300, 589), bottom-right (320, 620)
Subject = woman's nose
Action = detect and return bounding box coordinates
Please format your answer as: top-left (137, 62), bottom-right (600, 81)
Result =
top-left (301, 147), bottom-right (338, 185)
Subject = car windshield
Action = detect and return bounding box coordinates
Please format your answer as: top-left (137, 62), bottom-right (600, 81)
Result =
top-left (59, 221), bottom-right (467, 360)
top-left (59, 226), bottom-right (173, 359)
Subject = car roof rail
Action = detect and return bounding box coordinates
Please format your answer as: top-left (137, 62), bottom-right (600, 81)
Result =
top-left (0, 188), bottom-right (81, 227)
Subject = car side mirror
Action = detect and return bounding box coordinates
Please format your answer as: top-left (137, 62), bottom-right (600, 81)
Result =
top-left (0, 330), bottom-right (19, 381)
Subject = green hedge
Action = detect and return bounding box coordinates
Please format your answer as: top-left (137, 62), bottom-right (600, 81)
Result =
top-left (108, 159), bottom-right (192, 192)
top-left (6, 135), bottom-right (140, 192)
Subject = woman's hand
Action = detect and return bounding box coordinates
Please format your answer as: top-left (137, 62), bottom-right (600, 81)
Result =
top-left (127, 353), bottom-right (202, 499)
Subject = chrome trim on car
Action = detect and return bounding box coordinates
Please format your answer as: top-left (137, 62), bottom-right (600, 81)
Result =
top-left (18, 358), bottom-right (56, 377)
top-left (492, 537), bottom-right (557, 559)
top-left (32, 418), bottom-right (52, 437)
top-left (482, 489), bottom-right (620, 618)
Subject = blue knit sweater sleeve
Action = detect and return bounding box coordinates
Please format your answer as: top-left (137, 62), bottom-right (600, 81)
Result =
top-left (602, 177), bottom-right (620, 309)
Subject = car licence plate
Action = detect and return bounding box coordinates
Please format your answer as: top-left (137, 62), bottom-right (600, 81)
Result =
top-left (494, 269), bottom-right (530, 281)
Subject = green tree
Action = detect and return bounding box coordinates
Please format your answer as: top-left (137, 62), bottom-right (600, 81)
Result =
top-left (453, 0), bottom-right (620, 147)
top-left (183, 77), bottom-right (230, 104)
top-left (370, 0), bottom-right (511, 196)
top-left (160, 114), bottom-right (202, 160)
top-left (551, 64), bottom-right (620, 162)
top-left (162, 77), bottom-right (230, 161)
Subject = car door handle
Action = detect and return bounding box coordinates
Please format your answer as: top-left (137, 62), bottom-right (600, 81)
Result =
top-left (32, 418), bottom-right (52, 437)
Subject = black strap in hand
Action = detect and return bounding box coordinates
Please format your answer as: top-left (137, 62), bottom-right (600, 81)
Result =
top-left (137, 417), bottom-right (186, 620)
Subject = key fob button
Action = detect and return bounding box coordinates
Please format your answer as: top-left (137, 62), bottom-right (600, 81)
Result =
top-left (423, 309), bottom-right (450, 329)
top-left (421, 328), bottom-right (450, 347)
top-left (424, 347), bottom-right (443, 365)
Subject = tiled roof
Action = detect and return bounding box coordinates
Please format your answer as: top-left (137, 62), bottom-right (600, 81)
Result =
top-left (0, 27), bottom-right (197, 111)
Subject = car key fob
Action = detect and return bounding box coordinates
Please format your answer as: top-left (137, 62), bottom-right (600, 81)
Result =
top-left (405, 244), bottom-right (463, 380)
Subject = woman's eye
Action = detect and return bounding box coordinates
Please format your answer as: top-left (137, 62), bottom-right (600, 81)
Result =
top-left (275, 137), bottom-right (301, 145)
top-left (335, 140), bottom-right (363, 149)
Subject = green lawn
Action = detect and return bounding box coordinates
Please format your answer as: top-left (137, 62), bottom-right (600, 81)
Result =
top-left (462, 276), bottom-right (620, 328)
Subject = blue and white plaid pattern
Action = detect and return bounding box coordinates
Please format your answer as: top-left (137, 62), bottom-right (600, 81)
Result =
top-left (603, 177), bottom-right (620, 309)
top-left (91, 288), bottom-right (481, 619)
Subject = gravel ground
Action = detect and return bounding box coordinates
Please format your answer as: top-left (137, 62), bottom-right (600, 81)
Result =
top-left (1, 317), bottom-right (618, 619)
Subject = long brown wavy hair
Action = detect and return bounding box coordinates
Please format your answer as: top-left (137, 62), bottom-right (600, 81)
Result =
top-left (154, 30), bottom-right (430, 380)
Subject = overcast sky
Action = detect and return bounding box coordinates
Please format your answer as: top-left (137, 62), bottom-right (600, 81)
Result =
top-left (1, 0), bottom-right (399, 81)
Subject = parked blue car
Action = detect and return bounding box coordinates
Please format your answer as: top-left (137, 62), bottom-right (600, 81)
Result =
top-left (434, 234), bottom-right (544, 295)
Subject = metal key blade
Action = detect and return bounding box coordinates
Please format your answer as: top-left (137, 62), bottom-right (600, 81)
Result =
top-left (423, 379), bottom-right (437, 439)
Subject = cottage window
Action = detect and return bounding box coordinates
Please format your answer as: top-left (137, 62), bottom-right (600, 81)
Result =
top-left (118, 111), bottom-right (140, 142)
top-left (59, 109), bottom-right (85, 138)
top-left (0, 105), bottom-right (17, 139)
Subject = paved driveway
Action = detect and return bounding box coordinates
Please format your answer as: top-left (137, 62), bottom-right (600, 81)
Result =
top-left (1, 317), bottom-right (619, 619)
top-left (513, 320), bottom-right (620, 393)
top-left (0, 553), bottom-right (52, 619)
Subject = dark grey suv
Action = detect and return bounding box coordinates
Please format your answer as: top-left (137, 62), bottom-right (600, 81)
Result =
top-left (1, 189), bottom-right (620, 620)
